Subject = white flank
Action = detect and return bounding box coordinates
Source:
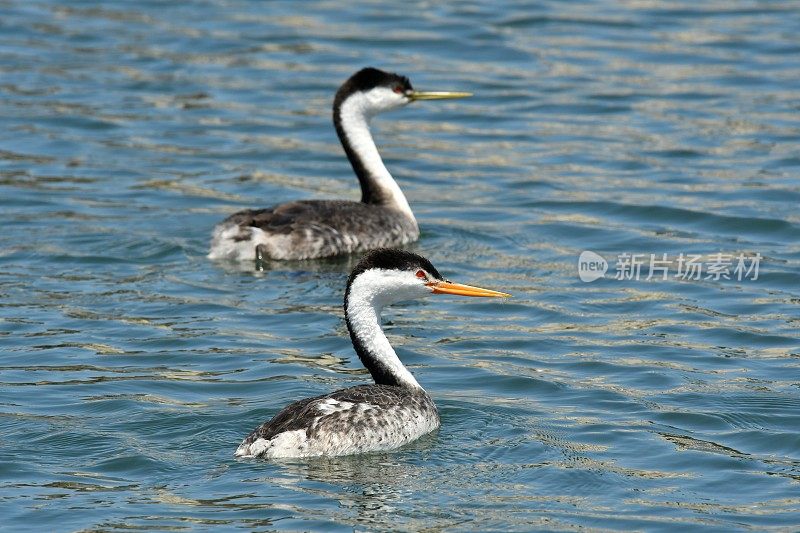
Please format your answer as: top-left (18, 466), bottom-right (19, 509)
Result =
top-left (207, 224), bottom-right (292, 261)
top-left (316, 399), bottom-right (355, 415)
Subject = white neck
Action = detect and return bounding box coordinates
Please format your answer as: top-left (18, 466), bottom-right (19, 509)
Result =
top-left (345, 270), bottom-right (422, 389)
top-left (338, 94), bottom-right (416, 223)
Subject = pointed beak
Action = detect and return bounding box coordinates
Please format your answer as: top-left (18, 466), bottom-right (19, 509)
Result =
top-left (407, 90), bottom-right (472, 102)
top-left (426, 280), bottom-right (510, 298)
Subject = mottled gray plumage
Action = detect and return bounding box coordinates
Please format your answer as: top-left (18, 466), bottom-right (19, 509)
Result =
top-left (236, 384), bottom-right (438, 458)
top-left (219, 200), bottom-right (418, 261)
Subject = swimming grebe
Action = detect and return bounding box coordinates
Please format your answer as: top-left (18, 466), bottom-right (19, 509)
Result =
top-left (209, 68), bottom-right (470, 262)
top-left (235, 248), bottom-right (509, 458)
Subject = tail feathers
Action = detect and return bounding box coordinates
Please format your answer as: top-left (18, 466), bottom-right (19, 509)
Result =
top-left (234, 429), bottom-right (310, 459)
top-left (234, 437), bottom-right (272, 458)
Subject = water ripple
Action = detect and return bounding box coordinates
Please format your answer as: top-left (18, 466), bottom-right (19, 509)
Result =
top-left (1, 0), bottom-right (799, 530)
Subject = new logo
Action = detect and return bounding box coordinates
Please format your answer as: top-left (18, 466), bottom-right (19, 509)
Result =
top-left (578, 251), bottom-right (607, 282)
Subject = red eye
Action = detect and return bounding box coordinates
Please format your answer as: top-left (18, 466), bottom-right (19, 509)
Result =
top-left (415, 270), bottom-right (426, 279)
top-left (393, 86), bottom-right (404, 94)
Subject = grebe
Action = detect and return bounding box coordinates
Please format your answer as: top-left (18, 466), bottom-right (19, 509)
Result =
top-left (209, 68), bottom-right (470, 262)
top-left (235, 248), bottom-right (509, 459)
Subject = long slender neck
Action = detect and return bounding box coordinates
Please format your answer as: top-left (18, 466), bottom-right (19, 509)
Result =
top-left (343, 278), bottom-right (421, 389)
top-left (333, 94), bottom-right (416, 223)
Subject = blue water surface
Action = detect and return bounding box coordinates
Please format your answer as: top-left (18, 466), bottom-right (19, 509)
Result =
top-left (1, 0), bottom-right (799, 530)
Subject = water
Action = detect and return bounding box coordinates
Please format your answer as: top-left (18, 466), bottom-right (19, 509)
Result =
top-left (1, 0), bottom-right (799, 530)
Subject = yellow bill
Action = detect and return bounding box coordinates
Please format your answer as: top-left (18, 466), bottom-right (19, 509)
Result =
top-left (427, 280), bottom-right (510, 298)
top-left (408, 90), bottom-right (473, 101)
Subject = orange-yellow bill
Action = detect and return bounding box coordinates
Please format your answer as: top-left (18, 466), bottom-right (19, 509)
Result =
top-left (427, 281), bottom-right (510, 298)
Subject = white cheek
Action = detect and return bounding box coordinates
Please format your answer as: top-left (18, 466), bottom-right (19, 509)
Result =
top-left (378, 277), bottom-right (428, 305)
top-left (365, 87), bottom-right (407, 112)
top-left (350, 269), bottom-right (432, 309)
top-left (418, 281), bottom-right (436, 298)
